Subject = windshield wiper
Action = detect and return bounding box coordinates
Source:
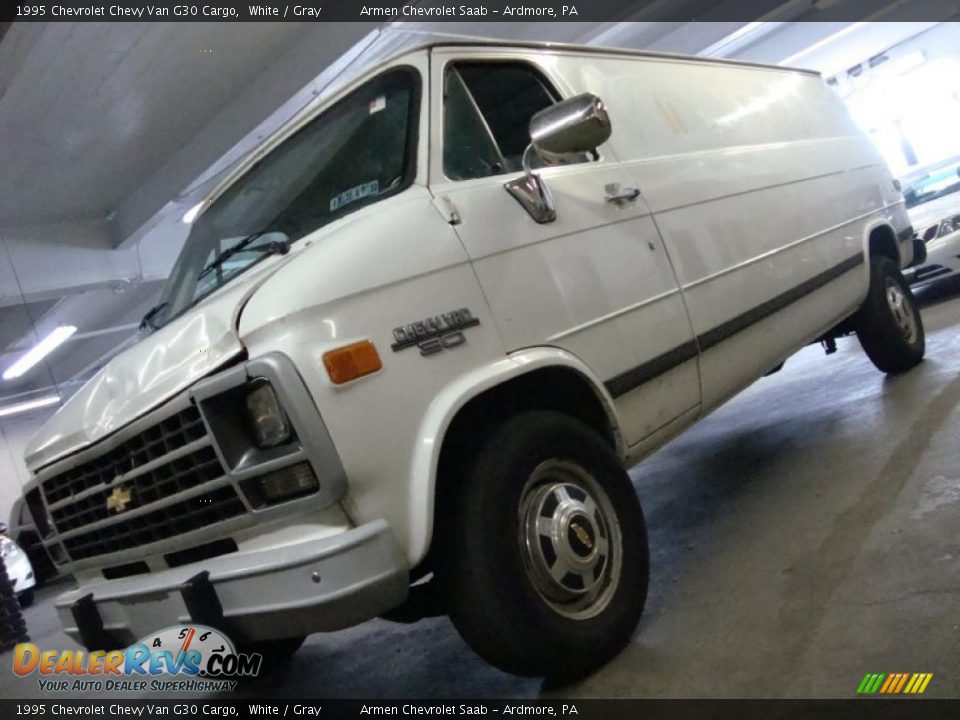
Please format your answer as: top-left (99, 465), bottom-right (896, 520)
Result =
top-left (140, 302), bottom-right (168, 332)
top-left (197, 231), bottom-right (290, 281)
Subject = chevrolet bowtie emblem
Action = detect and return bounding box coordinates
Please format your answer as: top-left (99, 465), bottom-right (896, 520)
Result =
top-left (106, 485), bottom-right (133, 514)
top-left (570, 522), bottom-right (593, 549)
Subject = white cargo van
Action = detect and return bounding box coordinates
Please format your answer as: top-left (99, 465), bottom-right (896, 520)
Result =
top-left (19, 40), bottom-right (922, 679)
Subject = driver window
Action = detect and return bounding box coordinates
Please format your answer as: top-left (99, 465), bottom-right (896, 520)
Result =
top-left (443, 62), bottom-right (592, 181)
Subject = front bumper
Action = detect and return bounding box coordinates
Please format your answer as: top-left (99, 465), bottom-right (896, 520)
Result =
top-left (905, 231), bottom-right (960, 286)
top-left (55, 520), bottom-right (408, 649)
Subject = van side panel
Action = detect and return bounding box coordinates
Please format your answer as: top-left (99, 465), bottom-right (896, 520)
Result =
top-left (554, 53), bottom-right (901, 409)
top-left (428, 48), bottom-right (701, 446)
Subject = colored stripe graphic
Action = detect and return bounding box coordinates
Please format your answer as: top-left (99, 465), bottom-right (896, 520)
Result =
top-left (879, 674), bottom-right (897, 693)
top-left (908, 673), bottom-right (933, 694)
top-left (857, 672), bottom-right (932, 694)
top-left (893, 673), bottom-right (909, 693)
top-left (857, 673), bottom-right (885, 694)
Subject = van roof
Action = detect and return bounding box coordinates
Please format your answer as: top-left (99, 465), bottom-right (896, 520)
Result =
top-left (411, 37), bottom-right (822, 77)
top-left (190, 33), bottom-right (820, 221)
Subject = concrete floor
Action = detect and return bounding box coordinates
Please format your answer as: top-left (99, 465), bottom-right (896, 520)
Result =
top-left (5, 278), bottom-right (960, 699)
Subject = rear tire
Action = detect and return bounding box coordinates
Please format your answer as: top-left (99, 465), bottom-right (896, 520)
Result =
top-left (441, 411), bottom-right (649, 679)
top-left (856, 255), bottom-right (925, 374)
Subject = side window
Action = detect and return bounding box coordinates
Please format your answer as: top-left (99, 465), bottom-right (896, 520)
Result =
top-left (443, 62), bottom-right (592, 181)
top-left (444, 69), bottom-right (506, 180)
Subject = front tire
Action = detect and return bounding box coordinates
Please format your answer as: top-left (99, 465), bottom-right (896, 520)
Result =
top-left (441, 411), bottom-right (649, 679)
top-left (856, 255), bottom-right (925, 374)
top-left (18, 589), bottom-right (34, 608)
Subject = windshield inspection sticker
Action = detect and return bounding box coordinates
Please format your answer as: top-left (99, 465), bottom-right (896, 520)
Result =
top-left (368, 95), bottom-right (387, 114)
top-left (330, 180), bottom-right (379, 211)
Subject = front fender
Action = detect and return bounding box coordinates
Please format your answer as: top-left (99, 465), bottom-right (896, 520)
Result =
top-left (405, 346), bottom-right (624, 565)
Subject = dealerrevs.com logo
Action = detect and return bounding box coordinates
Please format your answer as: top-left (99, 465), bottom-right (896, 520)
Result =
top-left (13, 625), bottom-right (261, 692)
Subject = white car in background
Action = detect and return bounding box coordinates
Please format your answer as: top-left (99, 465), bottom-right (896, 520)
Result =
top-left (908, 214), bottom-right (960, 286)
top-left (1, 525), bottom-right (36, 607)
top-left (903, 161), bottom-right (960, 287)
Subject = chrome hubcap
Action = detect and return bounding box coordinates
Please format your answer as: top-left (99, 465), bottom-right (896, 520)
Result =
top-left (885, 279), bottom-right (918, 344)
top-left (518, 460), bottom-right (622, 620)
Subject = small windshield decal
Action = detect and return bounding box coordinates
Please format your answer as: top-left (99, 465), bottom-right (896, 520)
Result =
top-left (330, 180), bottom-right (380, 211)
top-left (368, 95), bottom-right (386, 114)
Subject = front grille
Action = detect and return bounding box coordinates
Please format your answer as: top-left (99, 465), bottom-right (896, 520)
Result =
top-left (50, 446), bottom-right (223, 532)
top-left (40, 402), bottom-right (248, 562)
top-left (62, 486), bottom-right (246, 560)
top-left (42, 406), bottom-right (207, 506)
top-left (912, 264), bottom-right (950, 282)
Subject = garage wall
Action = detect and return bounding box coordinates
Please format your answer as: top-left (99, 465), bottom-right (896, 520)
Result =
top-left (897, 21), bottom-right (960, 61)
top-left (0, 408), bottom-right (54, 527)
top-left (829, 22), bottom-right (960, 177)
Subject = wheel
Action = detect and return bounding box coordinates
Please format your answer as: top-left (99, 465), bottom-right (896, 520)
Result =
top-left (856, 255), bottom-right (925, 374)
top-left (17, 589), bottom-right (34, 608)
top-left (440, 410), bottom-right (649, 679)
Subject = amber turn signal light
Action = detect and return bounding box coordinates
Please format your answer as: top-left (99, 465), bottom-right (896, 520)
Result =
top-left (323, 340), bottom-right (382, 385)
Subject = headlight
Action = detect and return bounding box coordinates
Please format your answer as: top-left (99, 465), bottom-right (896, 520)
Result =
top-left (240, 462), bottom-right (319, 508)
top-left (244, 381), bottom-right (291, 448)
top-left (0, 537), bottom-right (20, 558)
top-left (259, 463), bottom-right (318, 503)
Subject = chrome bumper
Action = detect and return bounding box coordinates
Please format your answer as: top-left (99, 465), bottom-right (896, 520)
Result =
top-left (55, 520), bottom-right (408, 648)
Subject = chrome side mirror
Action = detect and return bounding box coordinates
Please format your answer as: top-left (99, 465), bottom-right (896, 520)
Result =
top-left (530, 93), bottom-right (612, 161)
top-left (505, 94), bottom-right (611, 224)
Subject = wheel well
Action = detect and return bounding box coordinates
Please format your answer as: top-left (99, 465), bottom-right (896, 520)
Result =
top-left (439, 366), bottom-right (615, 462)
top-left (424, 367), bottom-right (615, 576)
top-left (869, 225), bottom-right (899, 264)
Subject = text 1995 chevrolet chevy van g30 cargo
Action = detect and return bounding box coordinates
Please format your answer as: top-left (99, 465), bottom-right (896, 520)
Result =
top-left (18, 39), bottom-right (923, 678)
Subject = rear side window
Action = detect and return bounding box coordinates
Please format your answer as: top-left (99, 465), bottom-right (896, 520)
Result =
top-left (443, 62), bottom-right (591, 181)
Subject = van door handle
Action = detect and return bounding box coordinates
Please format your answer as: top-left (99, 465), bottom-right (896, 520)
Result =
top-left (605, 184), bottom-right (640, 203)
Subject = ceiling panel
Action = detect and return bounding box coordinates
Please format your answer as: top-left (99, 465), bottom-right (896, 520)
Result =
top-left (0, 280), bottom-right (163, 404)
top-left (0, 299), bottom-right (58, 350)
top-left (0, 22), bottom-right (312, 225)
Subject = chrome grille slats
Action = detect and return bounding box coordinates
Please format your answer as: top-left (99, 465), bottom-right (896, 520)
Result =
top-left (41, 406), bottom-right (208, 506)
top-left (62, 486), bottom-right (246, 560)
top-left (51, 445), bottom-right (224, 534)
top-left (46, 436), bottom-right (215, 513)
top-left (38, 398), bottom-right (247, 562)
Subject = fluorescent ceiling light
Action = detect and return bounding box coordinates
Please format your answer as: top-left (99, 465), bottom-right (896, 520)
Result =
top-left (780, 22), bottom-right (867, 66)
top-left (181, 202), bottom-right (204, 224)
top-left (699, 22), bottom-right (768, 58)
top-left (2, 325), bottom-right (77, 381)
top-left (0, 395), bottom-right (60, 418)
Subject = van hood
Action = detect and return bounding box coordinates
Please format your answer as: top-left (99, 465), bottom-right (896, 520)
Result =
top-left (23, 264), bottom-right (283, 474)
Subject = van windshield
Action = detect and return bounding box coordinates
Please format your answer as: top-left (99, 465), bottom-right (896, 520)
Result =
top-left (146, 67), bottom-right (419, 331)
